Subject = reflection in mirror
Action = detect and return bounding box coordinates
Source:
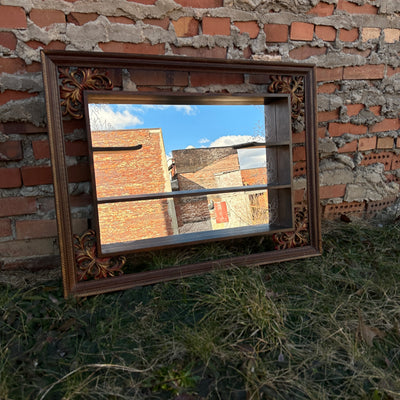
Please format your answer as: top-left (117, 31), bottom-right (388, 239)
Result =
top-left (86, 96), bottom-right (292, 254)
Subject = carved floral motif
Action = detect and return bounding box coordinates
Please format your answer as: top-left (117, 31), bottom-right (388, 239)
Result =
top-left (59, 68), bottom-right (113, 119)
top-left (272, 208), bottom-right (308, 250)
top-left (268, 75), bottom-right (305, 121)
top-left (73, 229), bottom-right (126, 281)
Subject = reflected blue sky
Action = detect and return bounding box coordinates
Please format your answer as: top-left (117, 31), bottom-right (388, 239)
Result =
top-left (88, 103), bottom-right (267, 169)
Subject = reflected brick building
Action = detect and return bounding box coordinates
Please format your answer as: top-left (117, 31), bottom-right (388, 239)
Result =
top-left (91, 128), bottom-right (178, 245)
top-left (171, 144), bottom-right (269, 233)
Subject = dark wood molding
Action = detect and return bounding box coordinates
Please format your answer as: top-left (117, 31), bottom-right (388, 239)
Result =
top-left (41, 50), bottom-right (321, 298)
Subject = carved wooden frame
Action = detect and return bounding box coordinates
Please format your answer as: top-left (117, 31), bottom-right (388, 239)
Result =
top-left (41, 50), bottom-right (321, 298)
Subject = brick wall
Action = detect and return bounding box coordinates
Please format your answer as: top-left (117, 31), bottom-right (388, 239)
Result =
top-left (1, 0), bottom-right (400, 269)
top-left (92, 128), bottom-right (177, 245)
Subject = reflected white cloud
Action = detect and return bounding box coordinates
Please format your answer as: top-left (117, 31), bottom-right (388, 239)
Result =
top-left (209, 134), bottom-right (264, 148)
top-left (238, 148), bottom-right (266, 170)
top-left (89, 104), bottom-right (143, 131)
top-left (140, 104), bottom-right (197, 115)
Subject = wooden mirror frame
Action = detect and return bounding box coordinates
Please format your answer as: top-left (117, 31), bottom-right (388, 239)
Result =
top-left (41, 50), bottom-right (321, 298)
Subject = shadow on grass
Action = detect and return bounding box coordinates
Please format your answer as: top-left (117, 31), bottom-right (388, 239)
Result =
top-left (1, 221), bottom-right (400, 399)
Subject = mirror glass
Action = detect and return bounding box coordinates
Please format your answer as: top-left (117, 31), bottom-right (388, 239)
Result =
top-left (85, 95), bottom-right (293, 254)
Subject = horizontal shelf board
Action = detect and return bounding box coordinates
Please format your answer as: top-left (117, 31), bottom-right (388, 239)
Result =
top-left (265, 141), bottom-right (291, 147)
top-left (100, 222), bottom-right (294, 256)
top-left (97, 183), bottom-right (292, 204)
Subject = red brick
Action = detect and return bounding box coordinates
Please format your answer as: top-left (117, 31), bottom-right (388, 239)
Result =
top-left (0, 168), bottom-right (21, 188)
top-left (107, 16), bottom-right (133, 24)
top-left (35, 140), bottom-right (88, 159)
top-left (316, 67), bottom-right (343, 82)
top-left (369, 106), bottom-right (381, 116)
top-left (0, 90), bottom-right (37, 106)
top-left (171, 45), bottom-right (227, 58)
top-left (32, 140), bottom-right (49, 159)
top-left (317, 83), bottom-right (339, 94)
top-left (264, 24), bottom-right (288, 43)
top-left (242, 46), bottom-right (252, 59)
top-left (320, 184), bottom-right (346, 199)
top-left (307, 2), bottom-right (335, 16)
top-left (16, 219), bottom-right (58, 240)
top-left (0, 58), bottom-right (26, 74)
top-left (143, 17), bottom-right (169, 29)
top-left (0, 6), bottom-right (26, 29)
top-left (234, 21), bottom-right (259, 39)
top-left (337, 0), bottom-right (378, 14)
top-left (0, 32), bottom-right (17, 50)
top-left (67, 12), bottom-right (98, 25)
top-left (172, 17), bottom-right (199, 37)
top-left (0, 197), bottom-right (36, 217)
top-left (293, 146), bottom-right (306, 162)
top-left (0, 238), bottom-right (58, 258)
top-left (377, 137), bottom-right (394, 149)
top-left (323, 201), bottom-right (366, 219)
top-left (294, 189), bottom-right (305, 204)
top-left (361, 152), bottom-right (393, 170)
top-left (0, 219), bottom-right (11, 237)
top-left (387, 66), bottom-right (400, 77)
top-left (318, 109), bottom-right (339, 122)
top-left (21, 166), bottom-right (53, 186)
top-left (99, 42), bottom-right (165, 55)
top-left (289, 45), bottom-right (326, 60)
top-left (290, 22), bottom-right (314, 41)
top-left (43, 40), bottom-right (67, 50)
top-left (343, 64), bottom-right (385, 80)
top-left (318, 127), bottom-right (326, 138)
top-left (347, 103), bottom-right (364, 116)
top-left (0, 141), bottom-right (22, 161)
top-left (292, 131), bottom-right (306, 144)
top-left (16, 217), bottom-right (85, 238)
top-left (174, 0), bottom-right (222, 6)
top-left (30, 9), bottom-right (65, 28)
top-left (26, 40), bottom-right (66, 50)
top-left (370, 118), bottom-right (400, 133)
top-left (202, 17), bottom-right (230, 35)
top-left (68, 164), bottom-right (91, 182)
top-left (328, 122), bottom-right (367, 136)
top-left (315, 25), bottom-right (336, 41)
top-left (392, 154), bottom-right (400, 170)
top-left (293, 161), bottom-right (307, 177)
top-left (248, 74), bottom-right (270, 84)
top-left (131, 69), bottom-right (188, 86)
top-left (358, 136), bottom-right (376, 151)
top-left (191, 71), bottom-right (243, 86)
top-left (339, 28), bottom-right (359, 42)
top-left (342, 48), bottom-right (370, 57)
top-left (338, 140), bottom-right (357, 153)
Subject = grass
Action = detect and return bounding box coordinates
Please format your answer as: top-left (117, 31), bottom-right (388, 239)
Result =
top-left (1, 220), bottom-right (400, 399)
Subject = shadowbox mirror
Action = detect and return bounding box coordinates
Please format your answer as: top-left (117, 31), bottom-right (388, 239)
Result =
top-left (41, 50), bottom-right (321, 298)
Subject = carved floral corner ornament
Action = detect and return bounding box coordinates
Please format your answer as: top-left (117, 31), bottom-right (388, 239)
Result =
top-left (73, 229), bottom-right (126, 281)
top-left (59, 68), bottom-right (113, 119)
top-left (268, 75), bottom-right (305, 122)
top-left (272, 208), bottom-right (309, 250)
